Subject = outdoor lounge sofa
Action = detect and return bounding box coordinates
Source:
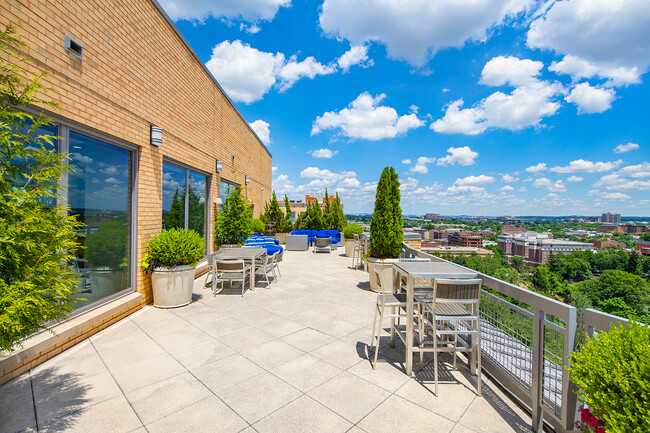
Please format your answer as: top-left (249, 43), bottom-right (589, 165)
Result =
top-left (290, 230), bottom-right (342, 246)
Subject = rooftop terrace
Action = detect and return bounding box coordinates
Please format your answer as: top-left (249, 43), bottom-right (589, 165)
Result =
top-left (0, 250), bottom-right (533, 433)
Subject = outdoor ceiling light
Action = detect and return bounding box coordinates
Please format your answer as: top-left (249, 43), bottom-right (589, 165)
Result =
top-left (216, 160), bottom-right (222, 173)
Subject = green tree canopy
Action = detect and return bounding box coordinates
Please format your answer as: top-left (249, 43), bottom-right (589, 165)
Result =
top-left (215, 185), bottom-right (252, 245)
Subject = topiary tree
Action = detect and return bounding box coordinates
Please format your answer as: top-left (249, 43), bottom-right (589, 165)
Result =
top-left (370, 166), bottom-right (403, 258)
top-left (0, 25), bottom-right (82, 352)
top-left (215, 185), bottom-right (252, 245)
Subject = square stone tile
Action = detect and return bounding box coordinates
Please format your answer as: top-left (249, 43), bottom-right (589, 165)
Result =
top-left (311, 319), bottom-right (363, 339)
top-left (395, 375), bottom-right (477, 422)
top-left (191, 353), bottom-right (264, 393)
top-left (0, 375), bottom-right (36, 433)
top-left (310, 339), bottom-right (368, 370)
top-left (240, 339), bottom-right (304, 369)
top-left (281, 328), bottom-right (335, 352)
top-left (457, 385), bottom-right (531, 433)
top-left (145, 396), bottom-right (247, 433)
top-left (358, 395), bottom-right (455, 433)
top-left (218, 326), bottom-right (275, 353)
top-left (270, 354), bottom-right (343, 392)
top-left (258, 317), bottom-right (306, 338)
top-left (308, 372), bottom-right (390, 424)
top-left (107, 353), bottom-right (186, 393)
top-left (201, 316), bottom-right (248, 339)
top-left (219, 371), bottom-right (301, 423)
top-left (154, 326), bottom-right (214, 352)
top-left (346, 359), bottom-right (410, 393)
top-left (169, 339), bottom-right (235, 370)
top-left (126, 372), bottom-right (211, 424)
top-left (253, 395), bottom-right (351, 433)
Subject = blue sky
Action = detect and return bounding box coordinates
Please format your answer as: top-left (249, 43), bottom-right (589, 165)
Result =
top-left (160, 0), bottom-right (650, 216)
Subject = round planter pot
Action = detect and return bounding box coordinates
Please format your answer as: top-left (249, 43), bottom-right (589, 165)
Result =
top-left (345, 239), bottom-right (355, 257)
top-left (151, 265), bottom-right (196, 308)
top-left (366, 257), bottom-right (399, 292)
top-left (275, 232), bottom-right (287, 245)
top-left (90, 269), bottom-right (125, 301)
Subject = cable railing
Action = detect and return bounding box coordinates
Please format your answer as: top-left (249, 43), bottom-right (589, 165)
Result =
top-left (401, 243), bottom-right (595, 433)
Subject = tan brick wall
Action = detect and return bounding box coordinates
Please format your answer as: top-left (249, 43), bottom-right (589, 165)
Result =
top-left (0, 0), bottom-right (272, 364)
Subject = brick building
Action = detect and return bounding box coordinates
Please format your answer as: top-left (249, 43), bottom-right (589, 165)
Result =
top-left (500, 224), bottom-right (527, 235)
top-left (590, 240), bottom-right (619, 249)
top-left (498, 232), bottom-right (594, 266)
top-left (635, 241), bottom-right (650, 257)
top-left (448, 232), bottom-right (483, 248)
top-left (623, 224), bottom-right (648, 234)
top-left (596, 225), bottom-right (625, 233)
top-left (1, 0), bottom-right (272, 383)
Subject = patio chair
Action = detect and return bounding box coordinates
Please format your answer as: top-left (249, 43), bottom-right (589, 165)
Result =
top-left (255, 252), bottom-right (277, 287)
top-left (415, 278), bottom-right (483, 396)
top-left (352, 234), bottom-right (364, 269)
top-left (203, 252), bottom-right (216, 289)
top-left (272, 250), bottom-right (283, 279)
top-left (214, 259), bottom-right (250, 297)
top-left (313, 236), bottom-right (331, 253)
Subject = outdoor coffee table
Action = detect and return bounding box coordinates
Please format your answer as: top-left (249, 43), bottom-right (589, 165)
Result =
top-left (392, 261), bottom-right (479, 375)
top-left (214, 247), bottom-right (266, 293)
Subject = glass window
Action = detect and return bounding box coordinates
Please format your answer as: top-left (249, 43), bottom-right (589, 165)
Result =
top-left (163, 162), bottom-right (208, 238)
top-left (220, 179), bottom-right (238, 204)
top-left (68, 131), bottom-right (132, 309)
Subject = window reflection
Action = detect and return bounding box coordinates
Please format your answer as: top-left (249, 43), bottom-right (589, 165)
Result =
top-left (68, 131), bottom-right (131, 308)
top-left (162, 162), bottom-right (185, 230)
top-left (188, 171), bottom-right (206, 235)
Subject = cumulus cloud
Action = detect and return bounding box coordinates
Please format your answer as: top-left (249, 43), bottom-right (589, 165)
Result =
top-left (527, 0), bottom-right (650, 86)
top-left (401, 159), bottom-right (412, 165)
top-left (337, 45), bottom-right (373, 71)
top-left (533, 177), bottom-right (566, 192)
top-left (567, 175), bottom-right (583, 183)
top-left (436, 146), bottom-right (479, 166)
top-left (319, 0), bottom-right (533, 66)
top-left (447, 185), bottom-right (486, 194)
top-left (249, 119), bottom-right (271, 145)
top-left (526, 163), bottom-right (547, 173)
top-left (565, 83), bottom-right (616, 114)
top-left (311, 148), bottom-right (338, 158)
top-left (432, 56), bottom-right (564, 135)
top-left (614, 142), bottom-right (639, 153)
top-left (500, 185), bottom-right (514, 191)
top-left (400, 177), bottom-right (419, 191)
top-left (594, 162), bottom-right (650, 190)
top-left (339, 177), bottom-right (361, 188)
top-left (601, 192), bottom-right (631, 200)
top-left (501, 174), bottom-right (518, 183)
top-left (311, 92), bottom-right (424, 140)
top-left (411, 157), bottom-right (436, 174)
top-left (549, 159), bottom-right (622, 173)
top-left (300, 166), bottom-right (356, 181)
top-left (205, 41), bottom-right (336, 103)
top-left (453, 175), bottom-right (495, 186)
top-left (159, 0), bottom-right (290, 22)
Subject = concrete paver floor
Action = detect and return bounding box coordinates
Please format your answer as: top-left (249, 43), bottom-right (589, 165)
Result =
top-left (0, 250), bottom-right (533, 433)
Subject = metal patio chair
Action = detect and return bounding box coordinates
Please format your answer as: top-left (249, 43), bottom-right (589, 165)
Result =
top-left (214, 259), bottom-right (250, 297)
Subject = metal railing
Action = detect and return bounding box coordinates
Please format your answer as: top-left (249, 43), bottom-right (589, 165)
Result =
top-left (402, 243), bottom-right (581, 432)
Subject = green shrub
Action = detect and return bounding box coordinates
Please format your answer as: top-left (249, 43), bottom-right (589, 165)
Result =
top-left (569, 322), bottom-right (650, 433)
top-left (215, 185), bottom-right (252, 246)
top-left (370, 166), bottom-right (403, 258)
top-left (343, 224), bottom-right (364, 239)
top-left (141, 228), bottom-right (204, 273)
top-left (251, 218), bottom-right (265, 234)
top-left (85, 220), bottom-right (128, 269)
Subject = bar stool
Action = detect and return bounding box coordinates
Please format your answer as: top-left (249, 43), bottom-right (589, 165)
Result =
top-left (352, 233), bottom-right (364, 269)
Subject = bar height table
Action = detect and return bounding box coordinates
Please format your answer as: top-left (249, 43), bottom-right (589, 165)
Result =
top-left (391, 261), bottom-right (479, 376)
top-left (214, 247), bottom-right (266, 293)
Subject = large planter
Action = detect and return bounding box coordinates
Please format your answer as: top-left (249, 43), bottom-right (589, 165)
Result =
top-left (366, 257), bottom-right (399, 292)
top-left (345, 239), bottom-right (355, 257)
top-left (90, 269), bottom-right (125, 300)
top-left (275, 232), bottom-right (287, 244)
top-left (151, 265), bottom-right (196, 308)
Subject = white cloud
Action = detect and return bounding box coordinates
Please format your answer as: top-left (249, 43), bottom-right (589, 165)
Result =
top-left (205, 41), bottom-right (336, 103)
top-left (401, 159), bottom-right (412, 165)
top-left (158, 0), bottom-right (290, 22)
top-left (249, 119), bottom-right (271, 145)
top-left (614, 142), bottom-right (639, 153)
top-left (411, 156), bottom-right (436, 174)
top-left (339, 177), bottom-right (361, 188)
top-left (501, 174), bottom-right (518, 183)
top-left (436, 146), bottom-right (478, 166)
top-left (432, 56), bottom-right (564, 135)
top-left (527, 0), bottom-right (650, 86)
top-left (500, 185), bottom-right (514, 191)
top-left (565, 83), bottom-right (616, 114)
top-left (337, 45), bottom-right (373, 71)
top-left (240, 23), bottom-right (262, 34)
top-left (447, 185), bottom-right (486, 194)
top-left (400, 177), bottom-right (419, 191)
top-left (311, 148), bottom-right (338, 158)
top-left (272, 174), bottom-right (294, 192)
top-left (70, 153), bottom-right (93, 165)
top-left (319, 0), bottom-right (533, 66)
top-left (594, 162), bottom-right (650, 190)
top-left (105, 177), bottom-right (121, 185)
top-left (533, 177), bottom-right (566, 192)
top-left (300, 167), bottom-right (356, 181)
top-left (526, 163), bottom-right (547, 173)
top-left (442, 88), bottom-right (450, 93)
top-left (567, 175), bottom-right (583, 183)
top-left (549, 159), bottom-right (622, 173)
top-left (272, 166), bottom-right (278, 173)
top-left (518, 186), bottom-right (527, 192)
top-left (601, 192), bottom-right (631, 200)
top-left (311, 92), bottom-right (424, 140)
top-left (453, 175), bottom-right (495, 186)
top-left (548, 55), bottom-right (641, 87)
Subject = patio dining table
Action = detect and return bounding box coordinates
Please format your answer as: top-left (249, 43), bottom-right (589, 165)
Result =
top-left (214, 247), bottom-right (266, 293)
top-left (391, 261), bottom-right (479, 375)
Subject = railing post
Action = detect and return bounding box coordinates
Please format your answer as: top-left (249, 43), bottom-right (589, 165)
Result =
top-left (531, 309), bottom-right (545, 433)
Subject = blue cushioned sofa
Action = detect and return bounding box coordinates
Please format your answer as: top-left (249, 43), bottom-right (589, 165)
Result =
top-left (290, 230), bottom-right (341, 246)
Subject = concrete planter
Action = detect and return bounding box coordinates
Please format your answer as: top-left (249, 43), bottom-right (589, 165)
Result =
top-left (366, 257), bottom-right (399, 292)
top-left (275, 232), bottom-right (287, 244)
top-left (345, 239), bottom-right (355, 257)
top-left (151, 265), bottom-right (196, 308)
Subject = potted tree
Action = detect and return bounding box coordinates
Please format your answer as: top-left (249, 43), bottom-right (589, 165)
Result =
top-left (141, 228), bottom-right (204, 308)
top-left (343, 224), bottom-right (364, 257)
top-left (215, 185), bottom-right (253, 247)
top-left (85, 220), bottom-right (128, 300)
top-left (367, 166), bottom-right (403, 291)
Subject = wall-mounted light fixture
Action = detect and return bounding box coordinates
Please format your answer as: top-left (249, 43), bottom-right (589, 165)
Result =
top-left (231, 154), bottom-right (235, 162)
top-left (216, 160), bottom-right (222, 173)
top-left (150, 125), bottom-right (162, 146)
top-left (245, 176), bottom-right (250, 185)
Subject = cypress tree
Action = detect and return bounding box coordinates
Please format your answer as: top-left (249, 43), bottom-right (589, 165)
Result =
top-left (370, 166), bottom-right (403, 258)
top-left (335, 192), bottom-right (347, 230)
top-left (215, 185), bottom-right (252, 245)
top-left (323, 189), bottom-right (332, 229)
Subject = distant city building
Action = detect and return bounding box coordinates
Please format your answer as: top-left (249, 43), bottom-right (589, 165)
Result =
top-left (623, 224), bottom-right (648, 234)
top-left (498, 232), bottom-right (594, 266)
top-left (279, 194), bottom-right (342, 221)
top-left (421, 245), bottom-right (494, 258)
top-left (500, 224), bottom-right (527, 235)
top-left (424, 213), bottom-right (442, 220)
top-left (591, 240), bottom-right (620, 249)
top-left (596, 225), bottom-right (625, 233)
top-left (635, 241), bottom-right (650, 257)
top-left (601, 212), bottom-right (621, 224)
top-left (588, 216), bottom-right (602, 223)
top-left (448, 231), bottom-right (483, 248)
